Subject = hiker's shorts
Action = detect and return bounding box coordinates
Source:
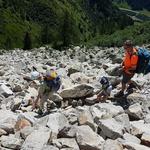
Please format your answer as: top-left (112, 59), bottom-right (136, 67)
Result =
top-left (122, 71), bottom-right (134, 84)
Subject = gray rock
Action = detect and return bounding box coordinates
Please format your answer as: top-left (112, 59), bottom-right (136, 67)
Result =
top-left (90, 103), bottom-right (124, 121)
top-left (52, 138), bottom-right (79, 150)
top-left (122, 142), bottom-right (150, 150)
top-left (68, 67), bottom-right (80, 76)
top-left (20, 126), bottom-right (34, 140)
top-left (76, 125), bottom-right (104, 150)
top-left (63, 107), bottom-right (79, 125)
top-left (1, 135), bottom-right (23, 150)
top-left (0, 128), bottom-right (7, 136)
top-left (0, 71), bottom-right (5, 76)
top-left (122, 133), bottom-right (141, 144)
top-left (102, 139), bottom-right (123, 150)
top-left (114, 114), bottom-right (131, 133)
top-left (126, 103), bottom-right (144, 120)
top-left (141, 133), bottom-right (150, 147)
top-left (60, 84), bottom-right (94, 99)
top-left (12, 84), bottom-right (22, 92)
top-left (10, 97), bottom-right (22, 111)
top-left (70, 72), bottom-right (90, 84)
top-left (98, 118), bottom-right (125, 139)
top-left (0, 147), bottom-right (11, 150)
top-left (144, 114), bottom-right (150, 123)
top-left (42, 145), bottom-right (59, 150)
top-left (58, 125), bottom-right (77, 138)
top-left (21, 127), bottom-right (51, 150)
top-left (105, 64), bottom-right (122, 76)
top-left (18, 112), bottom-right (38, 125)
top-left (0, 110), bottom-right (17, 134)
top-left (0, 84), bottom-right (13, 98)
top-left (78, 109), bottom-right (96, 131)
top-left (50, 93), bottom-right (63, 102)
top-left (85, 95), bottom-right (97, 105)
top-left (47, 113), bottom-right (69, 139)
top-left (131, 120), bottom-right (150, 136)
top-left (127, 93), bottom-right (147, 105)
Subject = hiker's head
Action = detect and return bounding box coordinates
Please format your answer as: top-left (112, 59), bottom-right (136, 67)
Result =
top-left (100, 76), bottom-right (109, 85)
top-left (124, 40), bottom-right (133, 54)
top-left (45, 69), bottom-right (57, 80)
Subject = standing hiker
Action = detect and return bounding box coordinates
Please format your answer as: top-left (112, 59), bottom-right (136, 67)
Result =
top-left (114, 40), bottom-right (138, 97)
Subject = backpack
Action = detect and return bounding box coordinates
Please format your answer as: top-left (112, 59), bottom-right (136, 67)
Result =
top-left (135, 48), bottom-right (150, 74)
top-left (45, 75), bottom-right (61, 91)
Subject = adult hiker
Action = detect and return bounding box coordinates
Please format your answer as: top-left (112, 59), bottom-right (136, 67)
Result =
top-left (97, 76), bottom-right (112, 102)
top-left (32, 69), bottom-right (61, 114)
top-left (114, 40), bottom-right (138, 97)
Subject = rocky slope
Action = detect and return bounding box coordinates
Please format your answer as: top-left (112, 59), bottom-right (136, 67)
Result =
top-left (0, 46), bottom-right (150, 149)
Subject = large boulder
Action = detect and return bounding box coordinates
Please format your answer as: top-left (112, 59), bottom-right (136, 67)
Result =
top-left (0, 134), bottom-right (23, 150)
top-left (98, 118), bottom-right (125, 139)
top-left (78, 109), bottom-right (96, 131)
top-left (90, 103), bottom-right (124, 121)
top-left (21, 127), bottom-right (51, 150)
top-left (60, 84), bottom-right (94, 99)
top-left (76, 125), bottom-right (104, 150)
top-left (105, 64), bottom-right (122, 77)
top-left (0, 84), bottom-right (13, 98)
top-left (0, 110), bottom-right (17, 134)
top-left (126, 103), bottom-right (144, 120)
top-left (130, 120), bottom-right (150, 136)
top-left (47, 113), bottom-right (69, 139)
top-left (114, 114), bottom-right (131, 133)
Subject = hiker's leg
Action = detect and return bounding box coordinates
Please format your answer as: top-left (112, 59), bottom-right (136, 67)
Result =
top-left (121, 82), bottom-right (126, 93)
top-left (97, 91), bottom-right (103, 102)
top-left (122, 71), bottom-right (134, 91)
top-left (115, 72), bottom-right (132, 97)
top-left (47, 90), bottom-right (55, 112)
top-left (39, 94), bottom-right (46, 111)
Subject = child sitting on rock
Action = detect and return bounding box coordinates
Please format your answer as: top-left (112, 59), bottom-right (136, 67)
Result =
top-left (97, 76), bottom-right (112, 102)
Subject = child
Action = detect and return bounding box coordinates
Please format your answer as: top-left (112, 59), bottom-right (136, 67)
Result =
top-left (97, 76), bottom-right (112, 102)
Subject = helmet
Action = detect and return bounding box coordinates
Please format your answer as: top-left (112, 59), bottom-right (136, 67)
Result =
top-left (46, 70), bottom-right (57, 79)
top-left (100, 76), bottom-right (109, 85)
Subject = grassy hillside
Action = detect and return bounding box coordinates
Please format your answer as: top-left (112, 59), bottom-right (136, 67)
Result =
top-left (88, 21), bottom-right (150, 47)
top-left (0, 0), bottom-right (133, 49)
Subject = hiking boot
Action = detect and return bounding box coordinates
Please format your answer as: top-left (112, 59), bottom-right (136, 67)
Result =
top-left (114, 91), bottom-right (124, 97)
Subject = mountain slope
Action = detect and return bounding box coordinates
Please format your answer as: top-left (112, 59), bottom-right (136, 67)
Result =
top-left (113, 0), bottom-right (150, 10)
top-left (0, 0), bottom-right (133, 49)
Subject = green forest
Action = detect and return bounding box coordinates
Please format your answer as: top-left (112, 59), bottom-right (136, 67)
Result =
top-left (0, 0), bottom-right (149, 49)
